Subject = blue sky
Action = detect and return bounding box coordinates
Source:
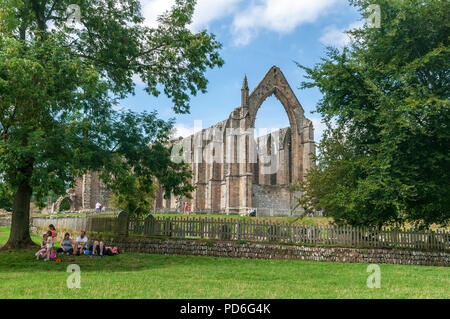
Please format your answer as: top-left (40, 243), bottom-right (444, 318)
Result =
top-left (121, 0), bottom-right (363, 143)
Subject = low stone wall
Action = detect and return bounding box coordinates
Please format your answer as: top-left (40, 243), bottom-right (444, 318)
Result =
top-left (92, 236), bottom-right (449, 267)
top-left (0, 218), bottom-right (11, 226)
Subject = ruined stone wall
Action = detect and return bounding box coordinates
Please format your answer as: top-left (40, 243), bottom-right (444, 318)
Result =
top-left (155, 66), bottom-right (315, 215)
top-left (252, 184), bottom-right (301, 216)
top-left (52, 172), bottom-right (111, 212)
top-left (57, 66), bottom-right (315, 214)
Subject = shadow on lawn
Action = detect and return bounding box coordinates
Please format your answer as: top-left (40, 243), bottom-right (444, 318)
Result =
top-left (0, 248), bottom-right (186, 273)
top-left (0, 226), bottom-right (223, 274)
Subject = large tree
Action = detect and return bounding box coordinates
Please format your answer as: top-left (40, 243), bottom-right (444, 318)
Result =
top-left (298, 0), bottom-right (449, 228)
top-left (0, 0), bottom-right (223, 249)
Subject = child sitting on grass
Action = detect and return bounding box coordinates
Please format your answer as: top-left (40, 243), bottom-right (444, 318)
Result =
top-left (35, 233), bottom-right (48, 260)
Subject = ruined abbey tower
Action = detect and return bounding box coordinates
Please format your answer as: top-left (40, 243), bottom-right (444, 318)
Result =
top-left (54, 66), bottom-right (315, 216)
top-left (156, 66), bottom-right (315, 216)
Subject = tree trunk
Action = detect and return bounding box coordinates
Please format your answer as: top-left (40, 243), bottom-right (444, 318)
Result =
top-left (1, 163), bottom-right (36, 250)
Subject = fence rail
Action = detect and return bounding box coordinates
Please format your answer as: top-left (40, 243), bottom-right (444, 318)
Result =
top-left (31, 213), bottom-right (128, 236)
top-left (129, 217), bottom-right (449, 251)
top-left (31, 215), bottom-right (450, 251)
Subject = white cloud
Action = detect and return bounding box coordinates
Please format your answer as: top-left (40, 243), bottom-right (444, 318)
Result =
top-left (173, 123), bottom-right (195, 138)
top-left (190, 0), bottom-right (243, 31)
top-left (140, 0), bottom-right (242, 31)
top-left (319, 21), bottom-right (363, 48)
top-left (140, 1), bottom-right (345, 46)
top-left (232, 0), bottom-right (338, 46)
top-left (310, 117), bottom-right (326, 144)
top-left (132, 73), bottom-right (145, 86)
top-left (140, 0), bottom-right (175, 28)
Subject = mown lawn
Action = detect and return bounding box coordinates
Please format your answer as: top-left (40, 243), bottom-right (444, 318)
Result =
top-left (0, 226), bottom-right (448, 299)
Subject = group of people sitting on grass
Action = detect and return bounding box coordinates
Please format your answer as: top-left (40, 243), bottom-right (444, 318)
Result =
top-left (35, 224), bottom-right (120, 261)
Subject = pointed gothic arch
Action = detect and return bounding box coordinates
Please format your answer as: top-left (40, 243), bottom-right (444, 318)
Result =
top-left (243, 66), bottom-right (309, 181)
top-left (151, 66), bottom-right (314, 214)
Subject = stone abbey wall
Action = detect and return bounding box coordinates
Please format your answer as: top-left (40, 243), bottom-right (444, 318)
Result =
top-left (156, 66), bottom-right (315, 215)
top-left (54, 66), bottom-right (315, 215)
top-left (52, 171), bottom-right (111, 212)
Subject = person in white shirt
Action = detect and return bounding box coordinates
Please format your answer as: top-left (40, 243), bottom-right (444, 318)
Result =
top-left (74, 231), bottom-right (88, 255)
top-left (95, 202), bottom-right (101, 211)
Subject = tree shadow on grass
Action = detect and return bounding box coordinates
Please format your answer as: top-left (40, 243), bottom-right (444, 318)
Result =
top-left (0, 248), bottom-right (196, 273)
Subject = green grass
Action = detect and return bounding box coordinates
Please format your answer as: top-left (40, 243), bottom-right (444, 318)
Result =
top-left (0, 226), bottom-right (448, 299)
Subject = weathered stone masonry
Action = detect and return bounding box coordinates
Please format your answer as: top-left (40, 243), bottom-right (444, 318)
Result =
top-left (156, 66), bottom-right (315, 215)
top-left (54, 66), bottom-right (315, 215)
top-left (52, 171), bottom-right (110, 212)
top-left (93, 237), bottom-right (450, 267)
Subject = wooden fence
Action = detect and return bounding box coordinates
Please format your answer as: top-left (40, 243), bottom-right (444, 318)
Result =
top-left (31, 212), bottom-right (129, 236)
top-left (31, 215), bottom-right (449, 251)
top-left (129, 216), bottom-right (449, 251)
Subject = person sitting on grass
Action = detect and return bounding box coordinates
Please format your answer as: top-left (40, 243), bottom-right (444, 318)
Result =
top-left (74, 231), bottom-right (88, 255)
top-left (57, 232), bottom-right (75, 255)
top-left (89, 241), bottom-right (120, 258)
top-left (35, 233), bottom-right (48, 260)
top-left (89, 240), bottom-right (105, 258)
top-left (105, 246), bottom-right (120, 256)
top-left (104, 246), bottom-right (119, 256)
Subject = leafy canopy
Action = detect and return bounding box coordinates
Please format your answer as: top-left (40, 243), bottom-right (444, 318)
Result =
top-left (0, 0), bottom-right (222, 217)
top-left (298, 0), bottom-right (449, 228)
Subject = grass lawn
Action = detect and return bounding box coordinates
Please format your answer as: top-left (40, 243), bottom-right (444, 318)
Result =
top-left (0, 226), bottom-right (448, 299)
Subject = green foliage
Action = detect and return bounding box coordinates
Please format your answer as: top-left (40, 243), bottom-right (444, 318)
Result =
top-left (298, 0), bottom-right (450, 228)
top-left (0, 0), bottom-right (222, 230)
top-left (109, 175), bottom-right (156, 217)
top-left (59, 198), bottom-right (70, 211)
top-left (0, 182), bottom-right (13, 211)
top-left (101, 111), bottom-right (195, 217)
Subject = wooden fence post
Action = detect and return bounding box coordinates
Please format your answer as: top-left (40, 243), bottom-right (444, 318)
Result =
top-left (117, 211), bottom-right (129, 236)
top-left (144, 214), bottom-right (156, 236)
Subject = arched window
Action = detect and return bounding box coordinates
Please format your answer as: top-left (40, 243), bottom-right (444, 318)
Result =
top-left (253, 95), bottom-right (291, 185)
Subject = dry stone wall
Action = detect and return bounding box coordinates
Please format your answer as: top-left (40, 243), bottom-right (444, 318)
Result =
top-left (92, 236), bottom-right (449, 267)
top-left (0, 218), bottom-right (11, 226)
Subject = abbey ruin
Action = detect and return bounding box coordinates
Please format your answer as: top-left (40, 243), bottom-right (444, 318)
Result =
top-left (54, 66), bottom-right (315, 216)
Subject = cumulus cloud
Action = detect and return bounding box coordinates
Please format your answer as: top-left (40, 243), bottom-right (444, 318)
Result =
top-left (132, 73), bottom-right (145, 86)
top-left (190, 0), bottom-right (243, 31)
top-left (140, 1), bottom-right (340, 45)
top-left (172, 123), bottom-right (195, 139)
top-left (140, 0), bottom-right (175, 28)
top-left (232, 0), bottom-right (338, 46)
top-left (310, 117), bottom-right (327, 144)
top-left (140, 0), bottom-right (242, 31)
top-left (319, 21), bottom-right (364, 48)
